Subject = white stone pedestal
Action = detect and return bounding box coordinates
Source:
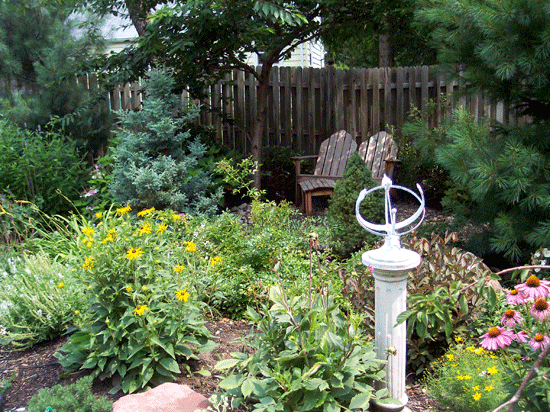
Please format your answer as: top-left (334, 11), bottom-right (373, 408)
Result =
top-left (362, 241), bottom-right (420, 412)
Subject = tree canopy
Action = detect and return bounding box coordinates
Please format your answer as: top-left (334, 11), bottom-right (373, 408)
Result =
top-left (92, 0), bottom-right (377, 187)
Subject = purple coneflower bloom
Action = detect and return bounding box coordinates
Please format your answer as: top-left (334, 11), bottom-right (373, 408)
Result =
top-left (515, 275), bottom-right (550, 301)
top-left (479, 326), bottom-right (515, 351)
top-left (500, 309), bottom-right (523, 328)
top-left (514, 330), bottom-right (529, 343)
top-left (506, 289), bottom-right (525, 305)
top-left (529, 333), bottom-right (550, 351)
top-left (530, 298), bottom-right (550, 322)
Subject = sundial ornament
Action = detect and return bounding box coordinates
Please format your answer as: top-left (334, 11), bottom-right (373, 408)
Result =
top-left (356, 175), bottom-right (425, 270)
top-left (355, 175), bottom-right (424, 411)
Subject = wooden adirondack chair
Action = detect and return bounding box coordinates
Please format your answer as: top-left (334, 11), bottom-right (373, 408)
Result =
top-left (358, 130), bottom-right (399, 182)
top-left (292, 130), bottom-right (399, 216)
top-left (291, 130), bottom-right (357, 216)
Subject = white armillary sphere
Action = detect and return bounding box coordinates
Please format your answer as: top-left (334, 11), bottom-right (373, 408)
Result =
top-left (355, 175), bottom-right (424, 412)
top-left (355, 175), bottom-right (425, 246)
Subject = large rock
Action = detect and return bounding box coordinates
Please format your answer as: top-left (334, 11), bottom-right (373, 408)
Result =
top-left (113, 383), bottom-right (211, 412)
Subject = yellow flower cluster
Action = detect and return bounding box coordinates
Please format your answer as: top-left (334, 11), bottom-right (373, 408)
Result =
top-left (185, 241), bottom-right (196, 252)
top-left (174, 264), bottom-right (185, 273)
top-left (101, 228), bottom-right (117, 243)
top-left (210, 256), bottom-right (222, 266)
top-left (137, 207), bottom-right (155, 217)
top-left (139, 223), bottom-right (152, 236)
top-left (116, 204), bottom-right (132, 217)
top-left (82, 256), bottom-right (94, 270)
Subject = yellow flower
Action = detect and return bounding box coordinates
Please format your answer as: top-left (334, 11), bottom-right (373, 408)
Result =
top-left (484, 384), bottom-right (494, 392)
top-left (74, 310), bottom-right (80, 315)
top-left (185, 241), bottom-right (196, 252)
top-left (175, 289), bottom-right (190, 302)
top-left (174, 264), bottom-right (185, 273)
top-left (172, 214), bottom-right (181, 220)
top-left (157, 223), bottom-right (168, 234)
top-left (82, 227), bottom-right (95, 238)
top-left (474, 347), bottom-right (484, 355)
top-left (445, 354), bottom-right (455, 361)
top-left (456, 375), bottom-right (464, 381)
top-left (454, 336), bottom-right (463, 342)
top-left (139, 223), bottom-right (152, 236)
top-left (463, 375), bottom-right (472, 380)
top-left (210, 256), bottom-right (222, 266)
top-left (133, 305), bottom-right (148, 316)
top-left (82, 257), bottom-right (94, 270)
top-left (126, 247), bottom-right (143, 261)
top-left (472, 386), bottom-right (480, 391)
top-left (57, 282), bottom-right (64, 288)
top-left (466, 346), bottom-right (476, 353)
top-left (472, 392), bottom-right (481, 401)
top-left (116, 204), bottom-right (131, 217)
top-left (142, 285), bottom-right (147, 291)
top-left (126, 286), bottom-right (133, 293)
top-left (487, 366), bottom-right (498, 375)
top-left (95, 211), bottom-right (103, 219)
top-left (137, 207), bottom-right (155, 217)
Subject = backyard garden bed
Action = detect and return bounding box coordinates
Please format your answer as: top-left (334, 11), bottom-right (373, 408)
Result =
top-left (0, 317), bottom-right (446, 412)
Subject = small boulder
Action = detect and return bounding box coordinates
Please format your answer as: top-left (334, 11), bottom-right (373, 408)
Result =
top-left (113, 383), bottom-right (211, 412)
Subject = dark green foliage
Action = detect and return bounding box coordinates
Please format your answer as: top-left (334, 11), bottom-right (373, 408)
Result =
top-left (417, 0), bottom-right (550, 121)
top-left (327, 151), bottom-right (384, 258)
top-left (110, 70), bottom-right (222, 216)
top-left (432, 107), bottom-right (550, 262)
top-left (412, 0), bottom-right (550, 262)
top-left (0, 119), bottom-right (88, 216)
top-left (26, 375), bottom-right (112, 412)
top-left (0, 1), bottom-right (112, 154)
top-left (215, 286), bottom-right (387, 412)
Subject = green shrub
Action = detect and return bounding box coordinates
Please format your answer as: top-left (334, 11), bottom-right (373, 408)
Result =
top-left (26, 375), bottom-right (112, 412)
top-left (214, 285), bottom-right (387, 412)
top-left (55, 206), bottom-right (216, 393)
top-left (0, 119), bottom-right (88, 217)
top-left (423, 341), bottom-right (509, 412)
top-left (327, 151), bottom-right (384, 259)
top-left (110, 70), bottom-right (222, 216)
top-left (0, 252), bottom-right (86, 348)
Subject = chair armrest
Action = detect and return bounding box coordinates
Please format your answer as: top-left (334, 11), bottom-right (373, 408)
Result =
top-left (291, 155), bottom-right (318, 175)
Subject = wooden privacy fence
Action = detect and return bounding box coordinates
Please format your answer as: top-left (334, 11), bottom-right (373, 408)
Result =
top-left (84, 65), bottom-right (521, 156)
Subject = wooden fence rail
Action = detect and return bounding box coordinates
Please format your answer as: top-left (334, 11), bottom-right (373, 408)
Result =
top-left (79, 65), bottom-right (521, 156)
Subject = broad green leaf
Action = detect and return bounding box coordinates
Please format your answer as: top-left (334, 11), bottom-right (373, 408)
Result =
top-left (214, 358), bottom-right (241, 371)
top-left (219, 374), bottom-right (245, 390)
top-left (396, 310), bottom-right (413, 325)
top-left (159, 357), bottom-right (181, 374)
top-left (349, 392), bottom-right (372, 409)
top-left (241, 378), bottom-right (254, 398)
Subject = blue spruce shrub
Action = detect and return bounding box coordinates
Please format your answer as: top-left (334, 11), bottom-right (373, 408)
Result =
top-left (110, 70), bottom-right (222, 215)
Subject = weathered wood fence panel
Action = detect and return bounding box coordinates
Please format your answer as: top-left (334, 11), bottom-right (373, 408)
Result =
top-left (82, 65), bottom-right (522, 156)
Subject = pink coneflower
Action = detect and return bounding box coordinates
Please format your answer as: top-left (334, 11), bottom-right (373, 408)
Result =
top-left (515, 275), bottom-right (550, 301)
top-left (514, 330), bottom-right (529, 343)
top-left (529, 333), bottom-right (550, 351)
top-left (506, 289), bottom-right (525, 305)
top-left (529, 298), bottom-right (550, 322)
top-left (500, 309), bottom-right (523, 328)
top-left (479, 326), bottom-right (515, 351)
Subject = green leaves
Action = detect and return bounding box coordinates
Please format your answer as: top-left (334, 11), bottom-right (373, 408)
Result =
top-left (213, 286), bottom-right (386, 411)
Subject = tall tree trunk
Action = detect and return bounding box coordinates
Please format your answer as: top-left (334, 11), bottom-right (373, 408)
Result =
top-left (125, 0), bottom-right (149, 36)
top-left (251, 64), bottom-right (272, 189)
top-left (379, 20), bottom-right (395, 68)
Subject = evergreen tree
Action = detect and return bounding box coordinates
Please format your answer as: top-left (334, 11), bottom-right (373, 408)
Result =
top-left (110, 70), bottom-right (222, 216)
top-left (411, 0), bottom-right (550, 262)
top-left (0, 0), bottom-right (111, 155)
top-left (327, 151), bottom-right (384, 259)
